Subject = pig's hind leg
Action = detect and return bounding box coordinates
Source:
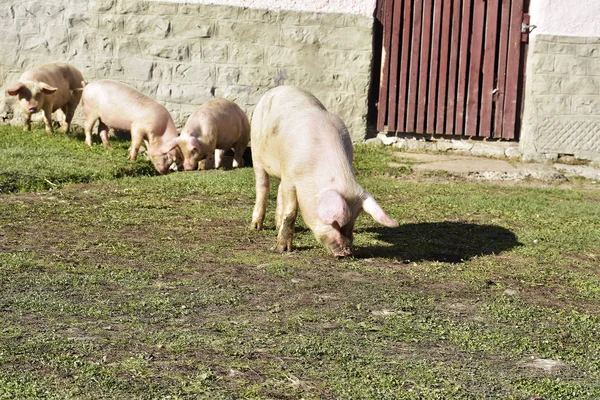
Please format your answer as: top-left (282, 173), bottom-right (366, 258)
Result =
top-left (98, 121), bottom-right (112, 149)
top-left (232, 140), bottom-right (248, 168)
top-left (250, 163), bottom-right (270, 231)
top-left (275, 181), bottom-right (298, 252)
top-left (84, 115), bottom-right (99, 147)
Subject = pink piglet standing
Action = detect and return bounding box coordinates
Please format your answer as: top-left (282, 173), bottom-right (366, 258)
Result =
top-left (250, 86), bottom-right (398, 257)
top-left (6, 63), bottom-right (84, 134)
top-left (81, 79), bottom-right (182, 175)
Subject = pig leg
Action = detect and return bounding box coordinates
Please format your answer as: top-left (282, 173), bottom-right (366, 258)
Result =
top-left (250, 163), bottom-right (270, 230)
top-left (23, 112), bottom-right (32, 132)
top-left (129, 128), bottom-right (145, 161)
top-left (275, 183), bottom-right (284, 230)
top-left (275, 181), bottom-right (298, 252)
top-left (98, 121), bottom-right (112, 149)
top-left (232, 140), bottom-right (247, 168)
top-left (214, 149), bottom-right (225, 169)
top-left (60, 102), bottom-right (76, 134)
top-left (84, 115), bottom-right (99, 147)
top-left (203, 153), bottom-right (215, 170)
top-left (41, 103), bottom-right (54, 134)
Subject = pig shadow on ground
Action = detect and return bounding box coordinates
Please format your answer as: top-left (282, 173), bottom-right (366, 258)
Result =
top-left (353, 222), bottom-right (521, 262)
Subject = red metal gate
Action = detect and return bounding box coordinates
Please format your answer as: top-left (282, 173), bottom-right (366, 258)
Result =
top-left (376, 0), bottom-right (530, 139)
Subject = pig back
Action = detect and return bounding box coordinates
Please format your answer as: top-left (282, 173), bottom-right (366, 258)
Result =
top-left (83, 80), bottom-right (174, 135)
top-left (186, 98), bottom-right (250, 149)
top-left (251, 86), bottom-right (354, 181)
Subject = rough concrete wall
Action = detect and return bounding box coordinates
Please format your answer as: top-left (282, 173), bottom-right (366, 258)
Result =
top-left (0, 0), bottom-right (373, 142)
top-left (520, 34), bottom-right (600, 162)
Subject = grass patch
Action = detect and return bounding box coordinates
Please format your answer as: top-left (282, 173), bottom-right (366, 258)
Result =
top-left (0, 125), bottom-right (599, 398)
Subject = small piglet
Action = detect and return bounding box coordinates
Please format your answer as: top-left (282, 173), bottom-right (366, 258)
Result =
top-left (6, 63), bottom-right (84, 134)
top-left (165, 98), bottom-right (250, 171)
top-left (81, 79), bottom-right (182, 174)
top-left (250, 86), bottom-right (398, 257)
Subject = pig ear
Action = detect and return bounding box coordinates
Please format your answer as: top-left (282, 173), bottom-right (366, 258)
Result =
top-left (161, 137), bottom-right (181, 155)
top-left (361, 191), bottom-right (398, 228)
top-left (317, 190), bottom-right (352, 227)
top-left (187, 136), bottom-right (202, 154)
top-left (38, 82), bottom-right (58, 94)
top-left (6, 83), bottom-right (24, 96)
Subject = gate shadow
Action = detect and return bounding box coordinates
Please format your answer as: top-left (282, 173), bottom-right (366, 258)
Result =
top-left (353, 222), bottom-right (521, 262)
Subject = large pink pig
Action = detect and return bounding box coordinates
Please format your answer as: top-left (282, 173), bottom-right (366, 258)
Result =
top-left (164, 98), bottom-right (250, 171)
top-left (6, 63), bottom-right (84, 134)
top-left (250, 86), bottom-right (398, 257)
top-left (81, 79), bottom-right (182, 175)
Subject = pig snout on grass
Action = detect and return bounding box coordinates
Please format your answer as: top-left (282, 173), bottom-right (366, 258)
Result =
top-left (250, 86), bottom-right (398, 257)
top-left (81, 79), bottom-right (182, 175)
top-left (6, 63), bottom-right (84, 134)
top-left (163, 98), bottom-right (250, 171)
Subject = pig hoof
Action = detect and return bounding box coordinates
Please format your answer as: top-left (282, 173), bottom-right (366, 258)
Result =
top-left (275, 241), bottom-right (292, 252)
top-left (250, 221), bottom-right (262, 231)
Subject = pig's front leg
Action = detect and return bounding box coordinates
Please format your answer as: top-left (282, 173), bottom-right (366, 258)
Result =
top-left (23, 112), bottom-right (32, 132)
top-left (275, 181), bottom-right (298, 252)
top-left (129, 128), bottom-right (145, 161)
top-left (42, 104), bottom-right (53, 133)
top-left (250, 163), bottom-right (270, 230)
top-left (214, 149), bottom-right (225, 169)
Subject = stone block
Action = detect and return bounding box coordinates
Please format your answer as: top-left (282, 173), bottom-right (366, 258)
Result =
top-left (156, 83), bottom-right (213, 105)
top-left (170, 16), bottom-right (214, 39)
top-left (533, 95), bottom-right (571, 115)
top-left (202, 41), bottom-right (229, 63)
top-left (98, 14), bottom-right (124, 33)
top-left (124, 15), bottom-right (171, 38)
top-left (239, 7), bottom-right (280, 23)
top-left (562, 76), bottom-right (600, 95)
top-left (547, 42), bottom-right (578, 56)
top-left (150, 62), bottom-right (173, 83)
top-left (120, 57), bottom-right (156, 81)
top-left (147, 2), bottom-right (179, 15)
top-left (558, 36), bottom-right (588, 44)
top-left (116, 0), bottom-right (149, 14)
top-left (325, 26), bottom-right (372, 50)
top-left (337, 49), bottom-right (372, 72)
top-left (114, 37), bottom-right (141, 57)
top-left (572, 95), bottom-right (600, 115)
top-left (216, 20), bottom-right (280, 45)
top-left (576, 44), bottom-right (599, 58)
top-left (139, 39), bottom-right (189, 61)
top-left (554, 55), bottom-right (587, 75)
top-left (267, 46), bottom-right (296, 67)
top-left (530, 75), bottom-right (562, 94)
top-left (471, 142), bottom-right (507, 158)
top-left (229, 42), bottom-right (264, 66)
top-left (173, 64), bottom-right (213, 84)
top-left (93, 0), bottom-right (115, 12)
top-left (589, 59), bottom-right (600, 75)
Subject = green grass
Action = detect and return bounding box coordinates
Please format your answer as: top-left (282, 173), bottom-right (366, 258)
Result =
top-left (1, 125), bottom-right (600, 398)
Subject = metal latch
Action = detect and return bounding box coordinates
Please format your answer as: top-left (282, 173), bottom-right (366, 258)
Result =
top-left (522, 23), bottom-right (537, 33)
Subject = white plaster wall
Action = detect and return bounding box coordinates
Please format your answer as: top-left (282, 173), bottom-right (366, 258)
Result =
top-left (150, 0), bottom-right (376, 16)
top-left (530, 0), bottom-right (600, 37)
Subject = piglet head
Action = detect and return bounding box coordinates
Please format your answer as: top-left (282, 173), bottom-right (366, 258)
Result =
top-left (7, 81), bottom-right (57, 115)
top-left (163, 135), bottom-right (207, 171)
top-left (316, 190), bottom-right (356, 257)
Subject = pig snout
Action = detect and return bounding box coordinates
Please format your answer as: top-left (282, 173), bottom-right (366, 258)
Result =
top-left (27, 106), bottom-right (38, 113)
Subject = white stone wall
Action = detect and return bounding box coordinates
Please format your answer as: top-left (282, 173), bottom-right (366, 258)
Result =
top-left (521, 1), bottom-right (600, 162)
top-left (150, 0), bottom-right (377, 16)
top-left (0, 0), bottom-right (374, 141)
